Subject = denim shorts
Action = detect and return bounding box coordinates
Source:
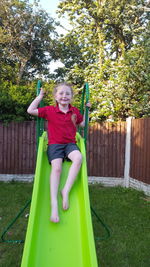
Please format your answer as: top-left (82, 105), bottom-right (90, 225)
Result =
top-left (47, 143), bottom-right (80, 163)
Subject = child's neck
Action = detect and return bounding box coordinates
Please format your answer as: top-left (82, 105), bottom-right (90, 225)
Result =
top-left (58, 103), bottom-right (70, 113)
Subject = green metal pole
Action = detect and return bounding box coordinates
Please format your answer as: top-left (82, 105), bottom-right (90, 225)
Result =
top-left (36, 80), bottom-right (44, 152)
top-left (84, 82), bottom-right (90, 148)
top-left (79, 82), bottom-right (90, 148)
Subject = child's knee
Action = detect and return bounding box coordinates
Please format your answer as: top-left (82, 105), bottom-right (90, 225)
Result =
top-left (53, 165), bottom-right (62, 174)
top-left (51, 161), bottom-right (62, 174)
top-left (51, 159), bottom-right (62, 174)
top-left (74, 152), bottom-right (82, 165)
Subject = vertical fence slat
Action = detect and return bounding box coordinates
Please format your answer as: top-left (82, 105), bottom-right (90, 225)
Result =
top-left (93, 123), bottom-right (97, 176)
top-left (101, 123), bottom-right (106, 176)
top-left (14, 123), bottom-right (18, 174)
top-left (111, 124), bottom-right (115, 177)
top-left (11, 122), bottom-right (15, 173)
top-left (97, 123), bottom-right (101, 176)
top-left (0, 123), bottom-right (4, 172)
top-left (22, 122), bottom-right (26, 173)
top-left (88, 124), bottom-right (94, 176)
top-left (31, 121), bottom-right (36, 174)
top-left (3, 124), bottom-right (8, 173)
top-left (116, 122), bottom-right (121, 177)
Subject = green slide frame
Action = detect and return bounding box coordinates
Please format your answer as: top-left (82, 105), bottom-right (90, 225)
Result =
top-left (21, 131), bottom-right (98, 267)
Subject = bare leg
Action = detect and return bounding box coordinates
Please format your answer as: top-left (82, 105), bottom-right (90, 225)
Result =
top-left (50, 158), bottom-right (62, 223)
top-left (61, 150), bottom-right (82, 210)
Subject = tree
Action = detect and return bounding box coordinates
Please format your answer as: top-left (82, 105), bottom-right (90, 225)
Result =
top-left (0, 79), bottom-right (57, 122)
top-left (0, 0), bottom-right (59, 83)
top-left (56, 0), bottom-right (150, 120)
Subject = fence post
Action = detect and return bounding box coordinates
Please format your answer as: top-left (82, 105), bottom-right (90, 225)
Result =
top-left (124, 117), bottom-right (132, 187)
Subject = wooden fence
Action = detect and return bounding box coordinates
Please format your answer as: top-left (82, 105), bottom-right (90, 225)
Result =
top-left (130, 118), bottom-right (150, 184)
top-left (87, 122), bottom-right (126, 177)
top-left (0, 119), bottom-right (150, 185)
top-left (0, 121), bottom-right (36, 174)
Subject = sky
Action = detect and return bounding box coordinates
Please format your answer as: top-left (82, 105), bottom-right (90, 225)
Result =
top-left (35, 0), bottom-right (60, 17)
top-left (37, 0), bottom-right (70, 32)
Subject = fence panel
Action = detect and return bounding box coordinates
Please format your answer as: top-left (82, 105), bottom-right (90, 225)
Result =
top-left (87, 122), bottom-right (126, 177)
top-left (0, 121), bottom-right (36, 174)
top-left (130, 118), bottom-right (150, 184)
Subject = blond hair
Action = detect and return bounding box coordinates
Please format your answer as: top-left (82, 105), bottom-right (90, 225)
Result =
top-left (53, 83), bottom-right (73, 96)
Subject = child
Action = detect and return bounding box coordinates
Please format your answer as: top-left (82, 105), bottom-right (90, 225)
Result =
top-left (27, 83), bottom-right (89, 223)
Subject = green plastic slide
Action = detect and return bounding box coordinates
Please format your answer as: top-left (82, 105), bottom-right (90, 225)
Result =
top-left (21, 132), bottom-right (98, 267)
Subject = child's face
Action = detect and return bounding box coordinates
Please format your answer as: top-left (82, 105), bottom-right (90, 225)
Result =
top-left (55, 86), bottom-right (73, 105)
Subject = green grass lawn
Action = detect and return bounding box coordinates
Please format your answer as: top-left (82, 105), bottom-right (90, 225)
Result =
top-left (0, 181), bottom-right (150, 267)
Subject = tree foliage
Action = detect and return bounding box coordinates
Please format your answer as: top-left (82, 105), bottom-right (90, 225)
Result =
top-left (0, 0), bottom-right (59, 83)
top-left (56, 0), bottom-right (150, 121)
top-left (0, 0), bottom-right (150, 122)
top-left (0, 0), bottom-right (60, 122)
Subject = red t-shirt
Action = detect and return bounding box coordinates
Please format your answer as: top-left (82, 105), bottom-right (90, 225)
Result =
top-left (38, 104), bottom-right (83, 145)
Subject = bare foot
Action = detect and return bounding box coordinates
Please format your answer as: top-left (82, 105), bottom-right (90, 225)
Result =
top-left (61, 189), bottom-right (69, 210)
top-left (50, 203), bottom-right (59, 223)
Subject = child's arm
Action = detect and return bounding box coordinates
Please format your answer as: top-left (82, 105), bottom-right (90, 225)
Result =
top-left (27, 88), bottom-right (44, 116)
top-left (79, 102), bottom-right (91, 128)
